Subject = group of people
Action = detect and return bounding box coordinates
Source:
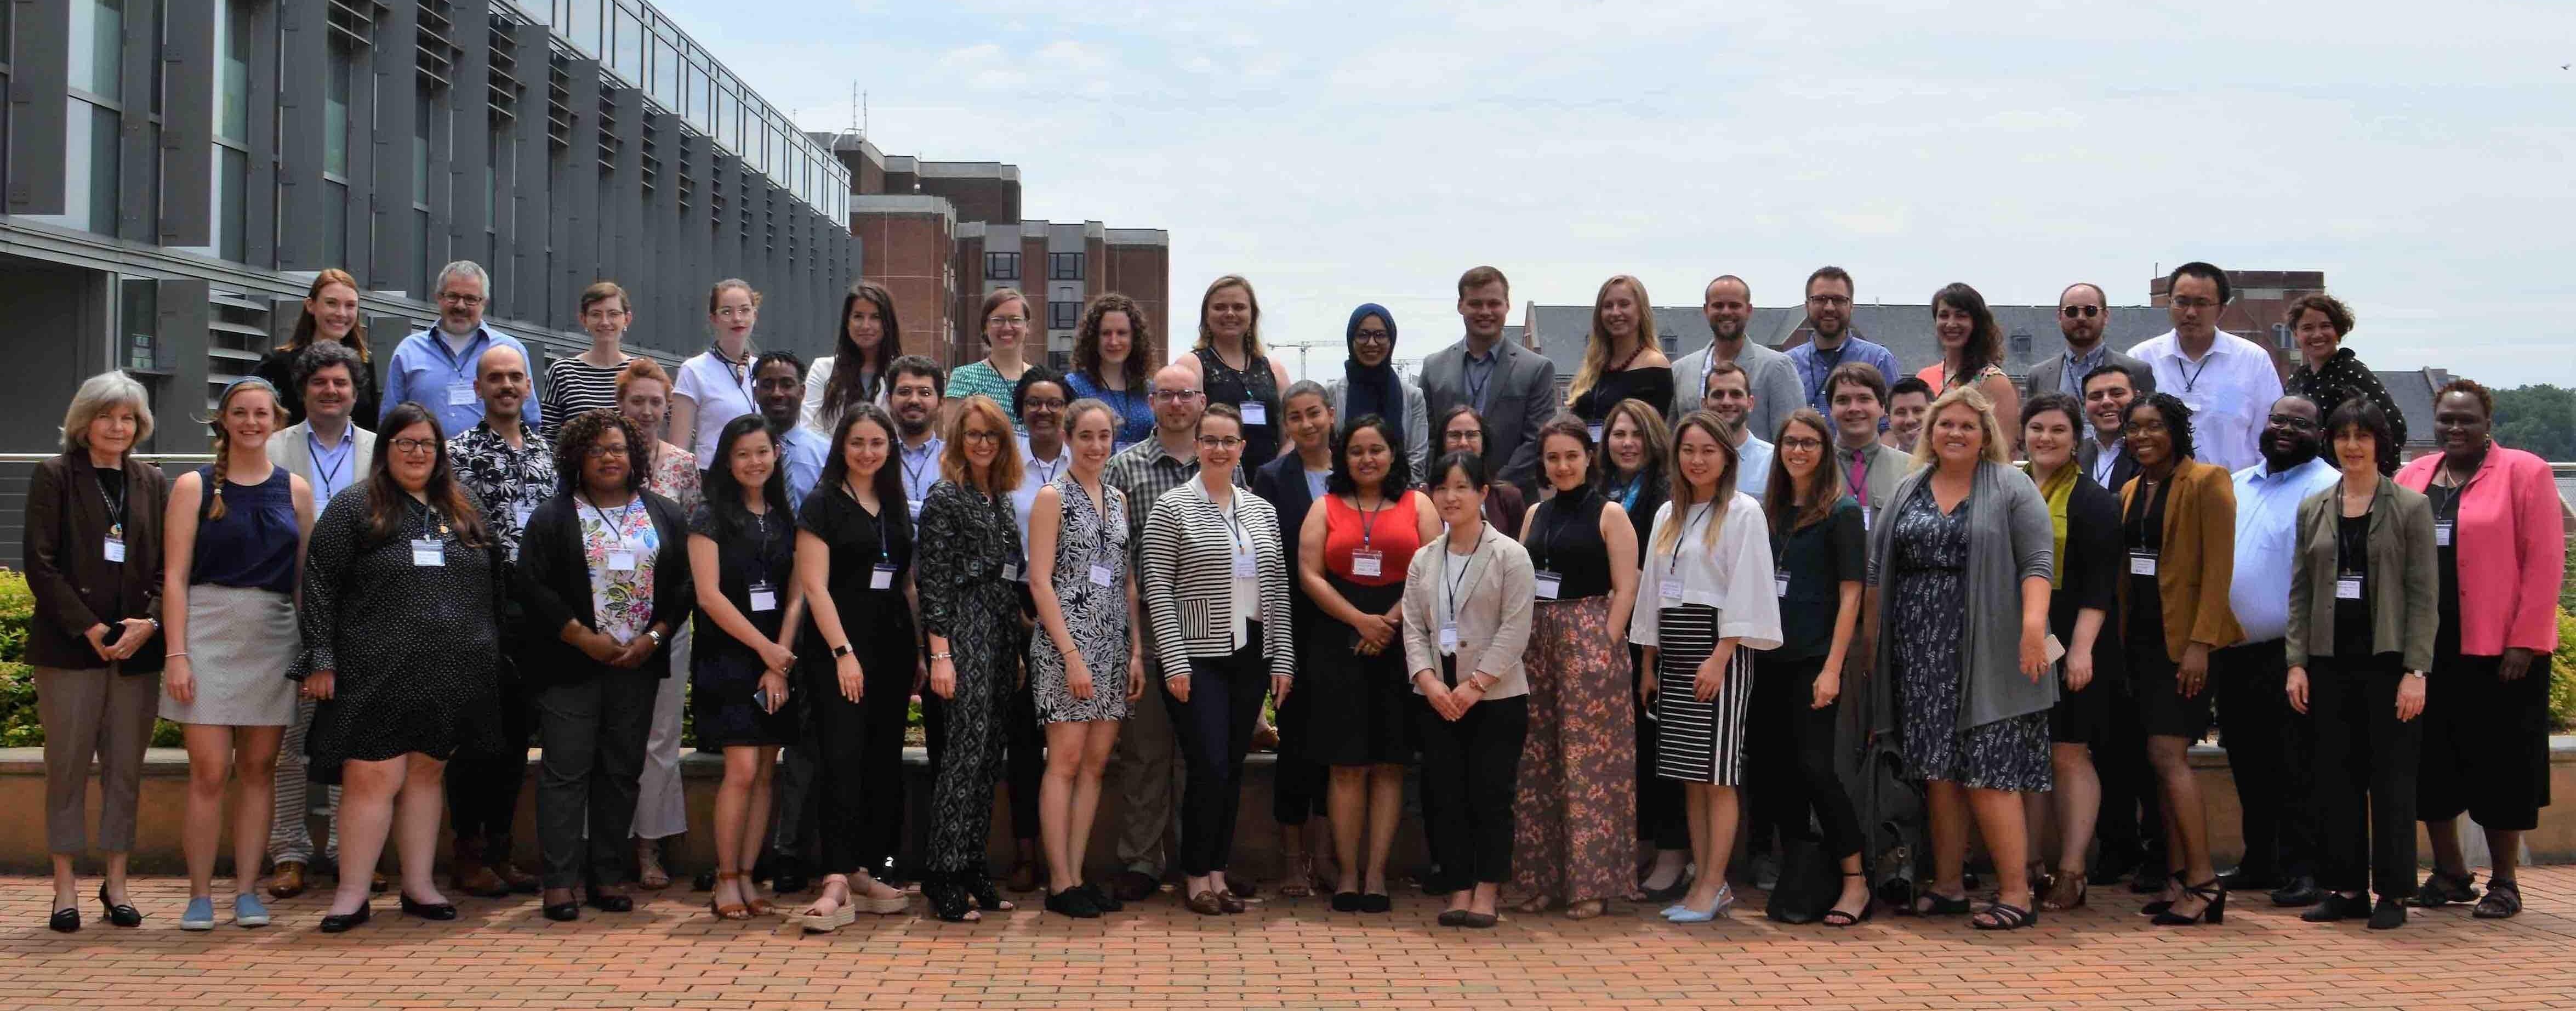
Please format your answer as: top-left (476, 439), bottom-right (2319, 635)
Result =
top-left (22, 258), bottom-right (2558, 938)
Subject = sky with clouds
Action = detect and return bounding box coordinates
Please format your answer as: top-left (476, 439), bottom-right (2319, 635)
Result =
top-left (649, 0), bottom-right (2575, 386)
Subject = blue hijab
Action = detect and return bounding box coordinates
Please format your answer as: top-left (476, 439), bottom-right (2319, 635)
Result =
top-left (1343, 303), bottom-right (1404, 428)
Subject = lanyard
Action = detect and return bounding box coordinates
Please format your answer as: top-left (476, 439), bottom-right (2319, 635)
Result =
top-left (1444, 527), bottom-right (1486, 629)
top-left (1215, 492), bottom-right (1249, 554)
top-left (1843, 447), bottom-right (1872, 501)
top-left (1669, 501), bottom-right (1714, 575)
top-left (901, 443), bottom-right (933, 496)
top-left (1805, 344), bottom-right (1846, 405)
top-left (2091, 441), bottom-right (2122, 487)
top-left (843, 480), bottom-right (891, 563)
top-left (709, 342), bottom-right (750, 389)
top-left (94, 467), bottom-right (126, 538)
top-left (2176, 350), bottom-right (2216, 394)
top-left (309, 430), bottom-right (350, 500)
top-left (1608, 472), bottom-right (1644, 514)
top-left (1463, 354), bottom-right (1494, 411)
top-left (1029, 449), bottom-right (1065, 486)
top-left (583, 492), bottom-right (642, 546)
top-left (1356, 493), bottom-right (1387, 550)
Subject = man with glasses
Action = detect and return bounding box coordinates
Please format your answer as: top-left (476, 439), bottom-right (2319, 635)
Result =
top-left (1101, 363), bottom-right (1246, 902)
top-left (1700, 361), bottom-right (1773, 500)
top-left (1671, 274), bottom-right (1800, 442)
top-left (2126, 262), bottom-right (2281, 471)
top-left (2215, 394), bottom-right (2338, 907)
top-left (2026, 283), bottom-right (2154, 402)
top-left (1418, 266), bottom-right (1554, 495)
top-left (442, 343), bottom-right (555, 899)
top-left (1786, 266), bottom-right (1902, 414)
top-left (384, 260), bottom-right (540, 435)
top-left (753, 351), bottom-right (828, 504)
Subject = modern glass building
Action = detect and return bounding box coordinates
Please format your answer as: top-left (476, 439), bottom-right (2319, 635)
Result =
top-left (0, 0), bottom-right (856, 453)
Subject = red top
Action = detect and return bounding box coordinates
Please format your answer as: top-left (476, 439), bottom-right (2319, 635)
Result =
top-left (1322, 490), bottom-right (1426, 587)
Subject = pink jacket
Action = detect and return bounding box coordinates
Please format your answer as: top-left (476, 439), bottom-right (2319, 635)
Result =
top-left (2396, 446), bottom-right (2564, 656)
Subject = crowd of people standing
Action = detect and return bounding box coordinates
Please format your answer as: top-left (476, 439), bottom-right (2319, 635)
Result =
top-left (20, 258), bottom-right (2560, 937)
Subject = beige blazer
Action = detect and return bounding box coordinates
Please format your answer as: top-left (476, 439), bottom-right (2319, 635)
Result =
top-left (1400, 524), bottom-right (1535, 700)
top-left (266, 420), bottom-right (377, 503)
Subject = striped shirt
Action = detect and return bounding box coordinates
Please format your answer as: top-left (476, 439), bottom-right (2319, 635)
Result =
top-left (541, 355), bottom-right (631, 441)
top-left (1137, 478), bottom-right (1294, 684)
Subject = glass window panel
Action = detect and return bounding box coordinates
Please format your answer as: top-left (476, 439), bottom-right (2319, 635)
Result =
top-left (613, 8), bottom-right (642, 80)
top-left (119, 279), bottom-right (158, 372)
top-left (86, 102), bottom-right (120, 235)
top-left (413, 90), bottom-right (431, 206)
top-left (219, 0), bottom-right (251, 142)
top-left (71, 0), bottom-right (124, 101)
top-left (324, 40), bottom-right (351, 177)
top-left (324, 179), bottom-right (348, 266)
top-left (219, 146), bottom-right (248, 261)
top-left (566, 0), bottom-right (600, 58)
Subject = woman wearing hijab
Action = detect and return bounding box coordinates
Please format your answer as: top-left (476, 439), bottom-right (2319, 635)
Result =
top-left (1326, 304), bottom-right (1428, 484)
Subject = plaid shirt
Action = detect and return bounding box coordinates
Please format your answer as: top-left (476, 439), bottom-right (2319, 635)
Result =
top-left (448, 419), bottom-right (558, 561)
top-left (1103, 434), bottom-right (1243, 569)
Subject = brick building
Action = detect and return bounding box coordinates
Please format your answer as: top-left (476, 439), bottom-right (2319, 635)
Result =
top-left (823, 133), bottom-right (1169, 372)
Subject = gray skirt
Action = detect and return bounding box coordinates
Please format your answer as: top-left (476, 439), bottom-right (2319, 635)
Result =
top-left (159, 583), bottom-right (299, 726)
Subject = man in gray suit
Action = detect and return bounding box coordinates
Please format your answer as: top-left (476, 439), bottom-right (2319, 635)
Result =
top-left (261, 341), bottom-right (378, 898)
top-left (2024, 282), bottom-right (2155, 403)
top-left (1670, 274), bottom-right (1801, 441)
top-left (1418, 265), bottom-right (1556, 493)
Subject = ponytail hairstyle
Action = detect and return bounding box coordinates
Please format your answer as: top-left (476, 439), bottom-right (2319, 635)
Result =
top-left (205, 377), bottom-right (283, 521)
top-left (364, 402), bottom-right (488, 548)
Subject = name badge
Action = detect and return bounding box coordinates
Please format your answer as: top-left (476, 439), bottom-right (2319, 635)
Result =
top-left (1587, 422), bottom-right (1605, 445)
top-left (1660, 576), bottom-right (1685, 601)
top-left (1775, 572), bottom-right (1792, 598)
top-left (446, 382), bottom-right (477, 407)
top-left (606, 548), bottom-right (638, 572)
top-left (1533, 570), bottom-right (1563, 600)
top-left (513, 503), bottom-right (534, 530)
top-left (2335, 575), bottom-right (2363, 600)
top-left (1002, 562), bottom-right (1022, 582)
top-left (907, 499), bottom-right (924, 516)
top-left (1350, 548), bottom-right (1384, 579)
top-left (1438, 623), bottom-right (1460, 654)
top-left (1088, 563), bottom-right (1114, 588)
top-left (871, 562), bottom-right (898, 590)
top-left (1239, 401), bottom-right (1268, 426)
top-left (1233, 552), bottom-right (1258, 579)
top-left (103, 536), bottom-right (127, 563)
top-left (2128, 550), bottom-right (2158, 577)
top-left (749, 581), bottom-right (778, 612)
top-left (412, 538), bottom-right (445, 566)
top-left (1859, 506), bottom-right (1872, 531)
top-left (2435, 521), bottom-right (2453, 547)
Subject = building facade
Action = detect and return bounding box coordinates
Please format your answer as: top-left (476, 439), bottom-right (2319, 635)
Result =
top-left (1, 0), bottom-right (857, 454)
top-left (828, 133), bottom-right (1168, 373)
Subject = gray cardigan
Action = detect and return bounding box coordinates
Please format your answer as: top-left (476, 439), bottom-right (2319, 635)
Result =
top-left (1400, 524), bottom-right (1536, 700)
top-left (1866, 459), bottom-right (2056, 732)
top-left (2284, 476), bottom-right (2439, 672)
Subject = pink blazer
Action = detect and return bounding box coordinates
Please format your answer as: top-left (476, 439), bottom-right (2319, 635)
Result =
top-left (2396, 446), bottom-right (2564, 656)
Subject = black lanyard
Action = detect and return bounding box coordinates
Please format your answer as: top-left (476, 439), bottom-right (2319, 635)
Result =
top-left (2177, 351), bottom-right (2216, 394)
top-left (1444, 527), bottom-right (1487, 629)
top-left (94, 467), bottom-right (127, 538)
top-left (1355, 492), bottom-right (1387, 551)
top-left (582, 492), bottom-right (641, 545)
top-left (1670, 501), bottom-right (1713, 573)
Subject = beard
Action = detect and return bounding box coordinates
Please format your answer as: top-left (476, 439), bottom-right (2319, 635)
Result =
top-left (2260, 435), bottom-right (2320, 471)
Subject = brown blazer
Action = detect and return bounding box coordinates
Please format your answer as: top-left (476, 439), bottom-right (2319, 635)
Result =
top-left (21, 452), bottom-right (169, 672)
top-left (2117, 459), bottom-right (2242, 661)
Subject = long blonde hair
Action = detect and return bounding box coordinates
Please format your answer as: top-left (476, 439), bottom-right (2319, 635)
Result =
top-left (205, 379), bottom-right (282, 521)
top-left (1908, 385), bottom-right (2013, 470)
top-left (1194, 275), bottom-right (1263, 356)
top-left (1568, 275), bottom-right (1653, 404)
top-left (1652, 410), bottom-right (1738, 556)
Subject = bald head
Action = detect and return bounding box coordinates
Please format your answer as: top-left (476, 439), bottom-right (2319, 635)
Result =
top-left (474, 344), bottom-right (531, 423)
top-left (1151, 361), bottom-right (1206, 436)
top-left (2058, 282), bottom-right (2109, 349)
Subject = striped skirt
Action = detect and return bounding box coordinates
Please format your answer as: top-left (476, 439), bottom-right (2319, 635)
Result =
top-left (1651, 603), bottom-right (1753, 786)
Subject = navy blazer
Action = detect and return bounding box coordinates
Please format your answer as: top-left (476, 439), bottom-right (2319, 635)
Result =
top-left (1250, 451), bottom-right (1326, 628)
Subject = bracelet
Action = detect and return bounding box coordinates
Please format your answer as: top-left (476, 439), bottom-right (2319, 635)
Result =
top-left (165, 651), bottom-right (187, 658)
top-left (930, 651), bottom-right (954, 661)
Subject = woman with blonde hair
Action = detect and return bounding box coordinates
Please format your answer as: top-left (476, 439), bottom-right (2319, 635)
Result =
top-left (24, 372), bottom-right (166, 932)
top-left (253, 269), bottom-right (379, 427)
top-left (915, 395), bottom-right (1028, 921)
top-left (1176, 275), bottom-right (1293, 465)
top-left (670, 279), bottom-right (763, 470)
top-left (1866, 385), bottom-right (2056, 930)
top-left (162, 378), bottom-right (316, 929)
top-left (1567, 276), bottom-right (1674, 436)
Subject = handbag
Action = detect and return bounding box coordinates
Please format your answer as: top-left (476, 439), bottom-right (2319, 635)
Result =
top-left (1764, 834), bottom-right (1838, 924)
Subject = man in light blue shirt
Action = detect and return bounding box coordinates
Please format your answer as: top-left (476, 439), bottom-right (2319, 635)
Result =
top-left (753, 351), bottom-right (827, 506)
top-left (1699, 359), bottom-right (1773, 500)
top-left (887, 355), bottom-right (947, 518)
top-left (1785, 266), bottom-right (1903, 414)
top-left (2213, 393), bottom-right (2338, 905)
top-left (381, 260), bottom-right (540, 435)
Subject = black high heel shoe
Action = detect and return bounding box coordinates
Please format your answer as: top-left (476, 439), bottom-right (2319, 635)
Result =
top-left (924, 872), bottom-right (978, 923)
top-left (963, 871), bottom-right (1015, 912)
top-left (318, 902), bottom-right (372, 933)
top-left (2151, 878), bottom-right (2225, 926)
top-left (2138, 871), bottom-right (2186, 917)
top-left (96, 883), bottom-right (143, 928)
top-left (48, 906), bottom-right (79, 933)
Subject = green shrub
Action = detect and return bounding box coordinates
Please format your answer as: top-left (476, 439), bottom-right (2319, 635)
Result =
top-left (1, 571), bottom-right (33, 746)
top-left (2552, 611), bottom-right (2576, 732)
top-left (0, 569), bottom-right (31, 663)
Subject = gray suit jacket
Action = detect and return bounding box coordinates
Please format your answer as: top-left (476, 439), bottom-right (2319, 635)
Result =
top-left (1670, 340), bottom-right (1803, 442)
top-left (2023, 347), bottom-right (2155, 402)
top-left (1418, 337), bottom-right (1556, 494)
top-left (266, 421), bottom-right (377, 504)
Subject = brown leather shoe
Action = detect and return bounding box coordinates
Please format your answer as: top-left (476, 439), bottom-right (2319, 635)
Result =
top-left (1109, 870), bottom-right (1159, 902)
top-left (449, 838), bottom-right (511, 899)
top-left (1217, 890), bottom-right (1247, 914)
top-left (1184, 889), bottom-right (1226, 916)
top-left (494, 860), bottom-right (541, 895)
top-left (269, 861), bottom-right (309, 899)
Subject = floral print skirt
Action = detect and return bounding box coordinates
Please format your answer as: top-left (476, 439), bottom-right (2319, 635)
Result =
top-left (1511, 595), bottom-right (1638, 904)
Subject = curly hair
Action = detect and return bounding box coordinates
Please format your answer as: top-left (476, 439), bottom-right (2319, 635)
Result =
top-left (1074, 292), bottom-right (1154, 393)
top-left (1327, 413), bottom-right (1411, 496)
top-left (2434, 377), bottom-right (2493, 419)
top-left (552, 407), bottom-right (648, 495)
top-left (2125, 392), bottom-right (2198, 463)
top-left (2282, 292), bottom-right (2354, 337)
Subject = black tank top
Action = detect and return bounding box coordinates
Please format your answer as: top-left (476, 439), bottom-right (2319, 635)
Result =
top-left (1526, 484), bottom-right (1612, 600)
top-left (1195, 344), bottom-right (1281, 465)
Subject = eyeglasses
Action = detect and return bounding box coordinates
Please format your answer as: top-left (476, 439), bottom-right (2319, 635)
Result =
top-left (1022, 398), bottom-right (1068, 412)
top-left (1777, 437), bottom-right (1827, 451)
top-left (988, 315), bottom-right (1028, 327)
top-left (1806, 295), bottom-right (1851, 308)
top-left (1445, 430), bottom-right (1483, 444)
top-left (1153, 389), bottom-right (1204, 403)
top-left (2266, 413), bottom-right (2319, 430)
top-left (960, 430), bottom-right (1005, 445)
top-left (391, 438), bottom-right (441, 455)
top-left (1196, 435), bottom-right (1245, 450)
top-left (1353, 330), bottom-right (1392, 344)
top-left (2169, 297), bottom-right (2220, 310)
top-left (2060, 305), bottom-right (2100, 319)
top-left (437, 292), bottom-right (485, 307)
top-left (584, 443), bottom-right (631, 458)
top-left (2125, 418), bottom-right (2170, 435)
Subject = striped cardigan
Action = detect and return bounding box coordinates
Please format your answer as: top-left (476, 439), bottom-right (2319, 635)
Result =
top-left (1138, 478), bottom-right (1295, 685)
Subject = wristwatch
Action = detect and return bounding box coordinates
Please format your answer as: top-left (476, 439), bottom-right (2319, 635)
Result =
top-left (930, 651), bottom-right (954, 661)
top-left (646, 628), bottom-right (664, 645)
top-left (831, 643), bottom-right (854, 658)
top-left (2404, 669), bottom-right (2426, 679)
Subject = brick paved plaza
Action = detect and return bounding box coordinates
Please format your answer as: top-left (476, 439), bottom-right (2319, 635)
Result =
top-left (5, 871), bottom-right (2575, 1009)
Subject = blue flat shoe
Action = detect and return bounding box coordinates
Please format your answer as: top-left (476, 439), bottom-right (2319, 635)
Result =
top-left (233, 893), bottom-right (271, 928)
top-left (180, 896), bottom-right (216, 931)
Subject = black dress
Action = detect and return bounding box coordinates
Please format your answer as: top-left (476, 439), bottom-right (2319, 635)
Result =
top-left (296, 490), bottom-right (505, 781)
top-left (2123, 478), bottom-right (2212, 739)
top-left (1195, 345), bottom-right (1283, 467)
top-left (687, 501), bottom-right (800, 748)
top-left (1570, 367), bottom-right (1677, 429)
top-left (2046, 475), bottom-right (2123, 745)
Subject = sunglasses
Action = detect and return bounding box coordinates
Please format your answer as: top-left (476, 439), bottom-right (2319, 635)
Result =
top-left (2060, 305), bottom-right (2100, 319)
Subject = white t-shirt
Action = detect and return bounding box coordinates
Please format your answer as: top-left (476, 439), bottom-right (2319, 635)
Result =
top-left (673, 349), bottom-right (759, 470)
top-left (1011, 435), bottom-right (1072, 576)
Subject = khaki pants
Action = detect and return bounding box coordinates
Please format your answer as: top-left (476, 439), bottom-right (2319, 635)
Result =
top-left (35, 666), bottom-right (162, 854)
top-left (1105, 658), bottom-right (1187, 876)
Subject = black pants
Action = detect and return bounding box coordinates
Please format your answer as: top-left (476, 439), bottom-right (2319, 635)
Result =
top-left (799, 642), bottom-right (917, 878)
top-left (1162, 626), bottom-right (1268, 877)
top-left (1748, 654), bottom-right (1862, 861)
top-left (1633, 644), bottom-right (1688, 851)
top-left (924, 632), bottom-right (1041, 848)
top-left (1271, 655), bottom-right (1328, 826)
top-left (2212, 640), bottom-right (2317, 879)
top-left (532, 672), bottom-right (658, 890)
top-left (1415, 683), bottom-right (1529, 887)
top-left (768, 715), bottom-right (823, 867)
top-left (2309, 653), bottom-right (2421, 901)
top-left (2093, 675), bottom-right (2165, 871)
top-left (448, 668), bottom-right (532, 853)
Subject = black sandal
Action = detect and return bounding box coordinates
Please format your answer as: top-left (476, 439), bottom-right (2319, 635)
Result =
top-left (1907, 890), bottom-right (1971, 917)
top-left (2473, 879), bottom-right (2522, 919)
top-left (1972, 901), bottom-right (2038, 931)
top-left (1821, 872), bottom-right (1872, 927)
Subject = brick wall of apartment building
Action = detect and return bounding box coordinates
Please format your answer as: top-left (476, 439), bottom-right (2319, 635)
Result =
top-left (851, 210), bottom-right (954, 361)
top-left (1102, 243), bottom-right (1172, 367)
top-left (919, 174), bottom-right (1020, 226)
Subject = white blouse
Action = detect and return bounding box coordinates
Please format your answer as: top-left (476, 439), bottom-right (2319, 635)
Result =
top-left (1628, 491), bottom-right (1785, 651)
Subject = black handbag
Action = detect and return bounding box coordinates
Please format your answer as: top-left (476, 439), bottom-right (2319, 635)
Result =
top-left (1764, 834), bottom-right (1839, 923)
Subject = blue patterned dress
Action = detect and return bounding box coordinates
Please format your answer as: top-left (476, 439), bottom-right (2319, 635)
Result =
top-left (1887, 481), bottom-right (2051, 792)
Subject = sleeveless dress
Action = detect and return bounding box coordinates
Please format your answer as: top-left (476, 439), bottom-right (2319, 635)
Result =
top-left (164, 464), bottom-right (300, 726)
top-left (1302, 491), bottom-right (1426, 766)
top-left (1195, 345), bottom-right (1282, 465)
top-left (1027, 475), bottom-right (1132, 723)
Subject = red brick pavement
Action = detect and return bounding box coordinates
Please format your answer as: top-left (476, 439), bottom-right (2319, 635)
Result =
top-left (4, 871), bottom-right (2575, 1009)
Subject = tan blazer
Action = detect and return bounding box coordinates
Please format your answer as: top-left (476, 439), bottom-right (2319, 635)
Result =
top-left (266, 420), bottom-right (377, 501)
top-left (2117, 459), bottom-right (2243, 660)
top-left (1400, 524), bottom-right (1535, 700)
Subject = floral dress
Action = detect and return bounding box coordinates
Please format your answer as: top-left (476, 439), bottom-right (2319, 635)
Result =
top-left (1887, 480), bottom-right (2051, 792)
top-left (646, 442), bottom-right (702, 514)
top-left (1027, 475), bottom-right (1130, 723)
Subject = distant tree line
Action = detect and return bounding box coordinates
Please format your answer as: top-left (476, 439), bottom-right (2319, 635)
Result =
top-left (2495, 384), bottom-right (2576, 461)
